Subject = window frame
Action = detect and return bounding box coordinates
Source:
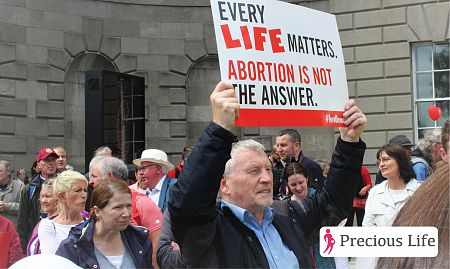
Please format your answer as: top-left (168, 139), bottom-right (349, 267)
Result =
top-left (411, 42), bottom-right (450, 141)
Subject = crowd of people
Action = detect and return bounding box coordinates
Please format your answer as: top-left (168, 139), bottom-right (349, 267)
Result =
top-left (0, 80), bottom-right (449, 269)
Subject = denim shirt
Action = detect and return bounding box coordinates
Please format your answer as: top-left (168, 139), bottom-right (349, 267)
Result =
top-left (221, 200), bottom-right (300, 269)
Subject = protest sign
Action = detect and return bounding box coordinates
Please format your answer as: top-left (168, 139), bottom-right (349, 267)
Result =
top-left (210, 0), bottom-right (348, 127)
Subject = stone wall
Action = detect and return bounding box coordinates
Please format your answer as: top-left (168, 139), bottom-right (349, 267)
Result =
top-left (1, 0), bottom-right (447, 174)
top-left (0, 0), bottom-right (336, 172)
top-left (332, 0), bottom-right (450, 172)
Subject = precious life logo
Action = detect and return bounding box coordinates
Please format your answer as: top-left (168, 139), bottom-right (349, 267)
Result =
top-left (319, 227), bottom-right (438, 257)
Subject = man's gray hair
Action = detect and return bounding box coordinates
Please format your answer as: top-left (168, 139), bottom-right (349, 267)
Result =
top-left (94, 146), bottom-right (112, 157)
top-left (0, 160), bottom-right (11, 173)
top-left (223, 139), bottom-right (266, 177)
top-left (416, 129), bottom-right (442, 153)
top-left (89, 156), bottom-right (128, 181)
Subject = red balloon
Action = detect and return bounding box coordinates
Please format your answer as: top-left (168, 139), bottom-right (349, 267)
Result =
top-left (428, 105), bottom-right (442, 121)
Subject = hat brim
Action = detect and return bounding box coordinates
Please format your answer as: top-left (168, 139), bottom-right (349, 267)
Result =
top-left (37, 152), bottom-right (59, 163)
top-left (400, 143), bottom-right (414, 147)
top-left (133, 158), bottom-right (175, 170)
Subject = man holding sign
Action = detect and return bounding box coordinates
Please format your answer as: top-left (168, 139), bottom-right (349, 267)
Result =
top-left (168, 81), bottom-right (367, 268)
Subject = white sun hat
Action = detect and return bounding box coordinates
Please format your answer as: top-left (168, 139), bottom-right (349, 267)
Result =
top-left (133, 149), bottom-right (175, 169)
top-left (9, 254), bottom-right (82, 269)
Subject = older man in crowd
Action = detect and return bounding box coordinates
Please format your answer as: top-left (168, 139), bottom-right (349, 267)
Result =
top-left (133, 149), bottom-right (176, 213)
top-left (168, 81), bottom-right (367, 268)
top-left (0, 160), bottom-right (23, 226)
top-left (53, 147), bottom-right (68, 173)
top-left (84, 145), bottom-right (113, 211)
top-left (88, 156), bottom-right (128, 188)
top-left (17, 148), bottom-right (58, 252)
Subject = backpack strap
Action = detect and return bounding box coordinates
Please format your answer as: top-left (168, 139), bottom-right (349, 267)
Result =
top-left (411, 156), bottom-right (432, 176)
top-left (29, 185), bottom-right (37, 204)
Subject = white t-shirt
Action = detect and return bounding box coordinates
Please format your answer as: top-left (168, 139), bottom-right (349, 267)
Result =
top-left (106, 255), bottom-right (123, 269)
top-left (148, 176), bottom-right (166, 206)
top-left (37, 218), bottom-right (78, 254)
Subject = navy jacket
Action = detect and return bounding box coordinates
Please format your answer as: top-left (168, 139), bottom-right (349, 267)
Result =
top-left (158, 176), bottom-right (176, 213)
top-left (169, 122), bottom-right (366, 268)
top-left (17, 173), bottom-right (43, 252)
top-left (56, 218), bottom-right (152, 269)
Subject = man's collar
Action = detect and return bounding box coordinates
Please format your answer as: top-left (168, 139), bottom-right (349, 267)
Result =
top-left (152, 175), bottom-right (166, 191)
top-left (221, 200), bottom-right (274, 228)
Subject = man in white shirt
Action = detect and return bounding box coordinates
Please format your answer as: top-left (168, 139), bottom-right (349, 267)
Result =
top-left (133, 149), bottom-right (175, 212)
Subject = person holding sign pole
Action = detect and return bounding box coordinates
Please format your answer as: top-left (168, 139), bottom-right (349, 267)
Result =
top-left (168, 81), bottom-right (367, 268)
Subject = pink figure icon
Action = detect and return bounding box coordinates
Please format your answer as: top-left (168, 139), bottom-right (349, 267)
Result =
top-left (323, 228), bottom-right (335, 254)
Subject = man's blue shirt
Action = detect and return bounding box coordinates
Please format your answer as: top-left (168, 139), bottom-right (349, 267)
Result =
top-left (221, 200), bottom-right (300, 269)
top-left (412, 162), bottom-right (427, 181)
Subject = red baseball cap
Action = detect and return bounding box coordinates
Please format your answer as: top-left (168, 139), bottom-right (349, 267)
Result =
top-left (36, 148), bottom-right (59, 162)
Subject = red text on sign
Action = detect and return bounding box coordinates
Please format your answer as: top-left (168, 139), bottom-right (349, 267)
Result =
top-left (221, 24), bottom-right (285, 53)
top-left (312, 67), bottom-right (332, 86)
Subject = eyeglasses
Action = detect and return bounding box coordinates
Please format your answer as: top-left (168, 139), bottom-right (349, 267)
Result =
top-left (138, 164), bottom-right (158, 172)
top-left (376, 157), bottom-right (392, 166)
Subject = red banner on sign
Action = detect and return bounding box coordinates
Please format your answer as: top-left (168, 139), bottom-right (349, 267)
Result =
top-left (235, 109), bottom-right (345, 127)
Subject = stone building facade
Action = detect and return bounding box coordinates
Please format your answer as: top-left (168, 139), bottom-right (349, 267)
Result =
top-left (0, 0), bottom-right (448, 174)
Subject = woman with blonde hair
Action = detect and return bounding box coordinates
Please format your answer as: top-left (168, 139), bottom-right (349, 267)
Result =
top-left (57, 179), bottom-right (152, 268)
top-left (37, 170), bottom-right (88, 254)
top-left (27, 178), bottom-right (59, 255)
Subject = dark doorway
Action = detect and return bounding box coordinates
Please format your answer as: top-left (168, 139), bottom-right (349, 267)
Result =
top-left (85, 70), bottom-right (145, 165)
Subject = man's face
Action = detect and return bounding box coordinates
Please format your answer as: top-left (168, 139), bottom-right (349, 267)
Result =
top-left (136, 169), bottom-right (149, 190)
top-left (221, 149), bottom-right (273, 214)
top-left (401, 145), bottom-right (412, 159)
top-left (89, 162), bottom-right (107, 188)
top-left (39, 156), bottom-right (57, 178)
top-left (431, 142), bottom-right (443, 163)
top-left (276, 134), bottom-right (298, 162)
top-left (270, 151), bottom-right (280, 163)
top-left (140, 161), bottom-right (162, 189)
top-left (0, 164), bottom-right (10, 184)
top-left (53, 148), bottom-right (67, 171)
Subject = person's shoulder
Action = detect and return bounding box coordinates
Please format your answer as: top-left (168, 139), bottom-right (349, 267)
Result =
top-left (125, 224), bottom-right (150, 243)
top-left (39, 218), bottom-right (52, 225)
top-left (0, 214), bottom-right (14, 228)
top-left (369, 181), bottom-right (386, 194)
top-left (302, 155), bottom-right (320, 167)
top-left (11, 179), bottom-right (24, 187)
top-left (407, 179), bottom-right (421, 190)
top-left (412, 161), bottom-right (427, 168)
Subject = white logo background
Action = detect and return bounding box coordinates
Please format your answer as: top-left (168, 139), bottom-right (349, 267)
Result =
top-left (319, 227), bottom-right (438, 257)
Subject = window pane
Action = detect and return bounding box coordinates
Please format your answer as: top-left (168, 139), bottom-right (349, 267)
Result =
top-left (134, 142), bottom-right (145, 160)
top-left (436, 100), bottom-right (450, 126)
top-left (417, 101), bottom-right (434, 128)
top-left (134, 120), bottom-right (145, 141)
top-left (122, 96), bottom-right (132, 119)
top-left (418, 129), bottom-right (428, 139)
top-left (434, 44), bottom-right (449, 70)
top-left (416, 45), bottom-right (432, 71)
top-left (132, 79), bottom-right (145, 96)
top-left (416, 72), bottom-right (433, 99)
top-left (133, 96), bottom-right (145, 118)
top-left (125, 121), bottom-right (133, 142)
top-left (434, 71), bottom-right (449, 98)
